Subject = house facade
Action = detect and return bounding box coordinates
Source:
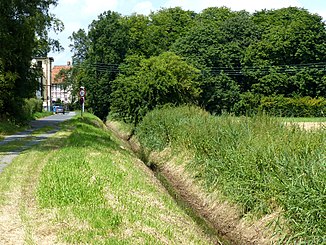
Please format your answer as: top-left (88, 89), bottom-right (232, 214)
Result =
top-left (51, 62), bottom-right (73, 105)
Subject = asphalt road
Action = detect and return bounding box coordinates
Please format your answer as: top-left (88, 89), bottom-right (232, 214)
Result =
top-left (0, 112), bottom-right (76, 173)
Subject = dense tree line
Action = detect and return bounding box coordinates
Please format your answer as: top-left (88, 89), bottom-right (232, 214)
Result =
top-left (0, 0), bottom-right (62, 121)
top-left (69, 6), bottom-right (326, 122)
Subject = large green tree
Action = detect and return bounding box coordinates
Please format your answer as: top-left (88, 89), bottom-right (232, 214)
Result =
top-left (82, 11), bottom-right (128, 120)
top-left (244, 7), bottom-right (326, 97)
top-left (69, 29), bottom-right (89, 65)
top-left (172, 7), bottom-right (236, 69)
top-left (172, 8), bottom-right (257, 114)
top-left (110, 52), bottom-right (201, 125)
top-left (143, 7), bottom-right (196, 57)
top-left (0, 0), bottom-right (63, 120)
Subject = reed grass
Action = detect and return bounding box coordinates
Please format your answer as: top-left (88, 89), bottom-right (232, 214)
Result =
top-left (136, 105), bottom-right (326, 243)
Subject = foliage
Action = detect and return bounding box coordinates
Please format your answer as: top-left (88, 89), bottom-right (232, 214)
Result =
top-left (69, 29), bottom-right (89, 65)
top-left (200, 72), bottom-right (240, 114)
top-left (110, 52), bottom-right (201, 125)
top-left (69, 6), bottom-right (326, 119)
top-left (136, 105), bottom-right (326, 243)
top-left (0, 0), bottom-right (63, 121)
top-left (143, 7), bottom-right (196, 56)
top-left (243, 7), bottom-right (326, 96)
top-left (0, 62), bottom-right (17, 119)
top-left (260, 96), bottom-right (326, 117)
top-left (79, 11), bottom-right (128, 120)
top-left (233, 92), bottom-right (262, 116)
top-left (0, 120), bottom-right (24, 138)
top-left (122, 14), bottom-right (150, 57)
top-left (88, 11), bottom-right (128, 65)
top-left (17, 98), bottom-right (43, 122)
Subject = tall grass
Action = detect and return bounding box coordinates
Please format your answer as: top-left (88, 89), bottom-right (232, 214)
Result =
top-left (136, 105), bottom-right (326, 243)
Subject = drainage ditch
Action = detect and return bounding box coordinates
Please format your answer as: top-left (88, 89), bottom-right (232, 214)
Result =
top-left (107, 123), bottom-right (232, 245)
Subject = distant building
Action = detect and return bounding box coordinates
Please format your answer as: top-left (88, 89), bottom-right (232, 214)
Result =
top-left (32, 57), bottom-right (54, 111)
top-left (51, 61), bottom-right (73, 105)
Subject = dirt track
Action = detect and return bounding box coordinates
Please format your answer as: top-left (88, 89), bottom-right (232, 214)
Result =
top-left (285, 121), bottom-right (325, 130)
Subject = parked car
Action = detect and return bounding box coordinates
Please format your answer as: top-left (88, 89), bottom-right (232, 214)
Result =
top-left (55, 105), bottom-right (65, 114)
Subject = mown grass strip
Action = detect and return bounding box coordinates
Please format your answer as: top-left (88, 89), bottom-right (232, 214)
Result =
top-left (36, 114), bottom-right (216, 244)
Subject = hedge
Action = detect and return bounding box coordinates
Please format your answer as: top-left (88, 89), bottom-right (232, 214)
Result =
top-left (259, 96), bottom-right (326, 117)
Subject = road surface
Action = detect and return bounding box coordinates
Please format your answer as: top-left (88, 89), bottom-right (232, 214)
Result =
top-left (0, 112), bottom-right (76, 173)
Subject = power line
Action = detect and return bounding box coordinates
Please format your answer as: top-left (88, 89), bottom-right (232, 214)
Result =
top-left (77, 61), bottom-right (326, 76)
top-left (208, 62), bottom-right (326, 76)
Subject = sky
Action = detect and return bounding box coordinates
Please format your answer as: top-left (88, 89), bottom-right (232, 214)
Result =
top-left (49, 0), bottom-right (326, 66)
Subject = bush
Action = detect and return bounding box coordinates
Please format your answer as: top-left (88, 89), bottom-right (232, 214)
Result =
top-left (233, 95), bottom-right (326, 117)
top-left (21, 98), bottom-right (43, 121)
top-left (200, 73), bottom-right (241, 115)
top-left (260, 96), bottom-right (326, 117)
top-left (233, 92), bottom-right (262, 116)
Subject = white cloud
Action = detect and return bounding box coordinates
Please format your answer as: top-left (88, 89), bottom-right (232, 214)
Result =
top-left (132, 1), bottom-right (154, 15)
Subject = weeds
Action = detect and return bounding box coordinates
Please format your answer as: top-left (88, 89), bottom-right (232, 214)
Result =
top-left (136, 105), bottom-right (326, 243)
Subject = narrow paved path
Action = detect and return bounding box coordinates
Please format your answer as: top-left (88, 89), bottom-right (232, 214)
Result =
top-left (0, 112), bottom-right (76, 173)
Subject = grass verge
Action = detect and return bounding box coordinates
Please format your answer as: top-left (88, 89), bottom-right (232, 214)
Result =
top-left (0, 112), bottom-right (216, 244)
top-left (0, 111), bottom-right (53, 141)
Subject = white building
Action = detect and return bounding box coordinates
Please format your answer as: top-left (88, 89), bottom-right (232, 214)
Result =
top-left (32, 58), bottom-right (73, 111)
top-left (51, 62), bottom-right (73, 105)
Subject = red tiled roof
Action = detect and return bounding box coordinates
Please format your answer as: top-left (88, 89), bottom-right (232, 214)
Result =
top-left (52, 65), bottom-right (71, 84)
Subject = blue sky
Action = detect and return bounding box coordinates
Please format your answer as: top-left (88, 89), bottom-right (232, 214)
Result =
top-left (49, 0), bottom-right (326, 66)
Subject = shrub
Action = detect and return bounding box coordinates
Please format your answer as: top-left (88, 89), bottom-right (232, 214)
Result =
top-left (233, 92), bottom-right (262, 116)
top-left (260, 96), bottom-right (326, 117)
top-left (21, 98), bottom-right (43, 121)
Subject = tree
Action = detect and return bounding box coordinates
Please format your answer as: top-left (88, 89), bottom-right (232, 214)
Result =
top-left (171, 8), bottom-right (257, 114)
top-left (243, 7), bottom-right (326, 97)
top-left (172, 7), bottom-right (236, 69)
top-left (0, 0), bottom-right (63, 120)
top-left (69, 29), bottom-right (89, 65)
top-left (143, 7), bottom-right (196, 57)
top-left (81, 11), bottom-right (129, 120)
top-left (88, 11), bottom-right (128, 64)
top-left (122, 14), bottom-right (150, 57)
top-left (200, 73), bottom-right (241, 114)
top-left (110, 52), bottom-right (201, 125)
top-left (171, 8), bottom-right (258, 74)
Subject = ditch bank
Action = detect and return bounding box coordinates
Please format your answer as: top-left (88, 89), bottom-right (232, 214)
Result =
top-left (106, 121), bottom-right (279, 245)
